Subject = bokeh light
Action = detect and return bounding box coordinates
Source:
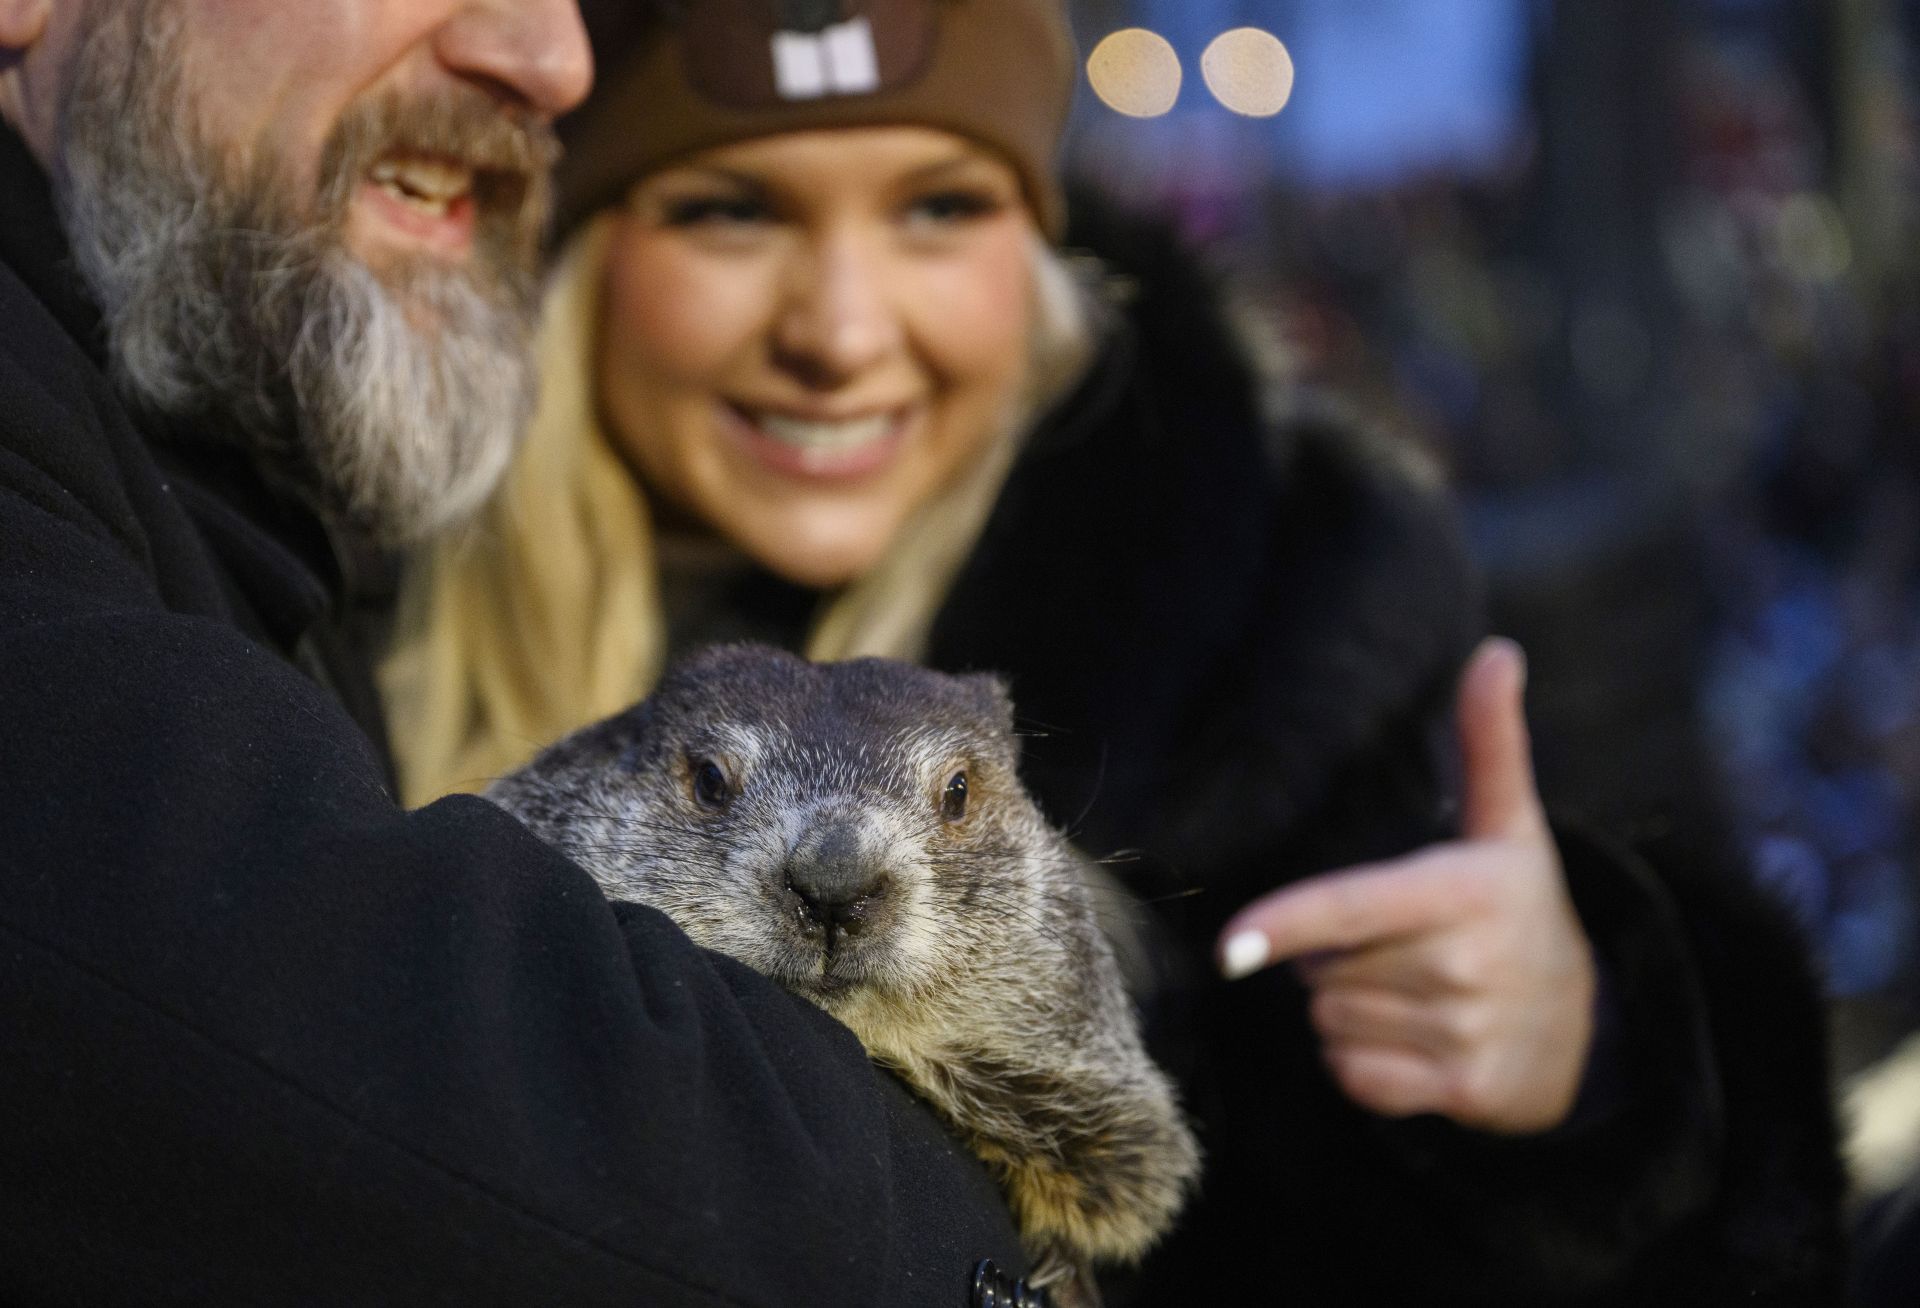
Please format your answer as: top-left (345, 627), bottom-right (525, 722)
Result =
top-left (1201, 27), bottom-right (1295, 118)
top-left (1775, 192), bottom-right (1852, 283)
top-left (1087, 29), bottom-right (1183, 119)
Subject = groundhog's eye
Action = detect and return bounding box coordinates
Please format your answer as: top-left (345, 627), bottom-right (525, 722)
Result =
top-left (691, 759), bottom-right (731, 810)
top-left (941, 769), bottom-right (969, 823)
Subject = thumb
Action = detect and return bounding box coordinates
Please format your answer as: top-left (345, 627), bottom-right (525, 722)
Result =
top-left (1456, 637), bottom-right (1547, 841)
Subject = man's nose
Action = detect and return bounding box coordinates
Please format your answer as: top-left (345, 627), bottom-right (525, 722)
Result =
top-left (435, 0), bottom-right (595, 119)
top-left (771, 232), bottom-right (906, 389)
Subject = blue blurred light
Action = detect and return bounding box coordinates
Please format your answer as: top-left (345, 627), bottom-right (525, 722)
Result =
top-left (1278, 0), bottom-right (1538, 186)
top-left (1091, 0), bottom-right (1542, 188)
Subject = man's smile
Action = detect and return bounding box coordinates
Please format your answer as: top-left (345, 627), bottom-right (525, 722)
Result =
top-left (354, 153), bottom-right (482, 258)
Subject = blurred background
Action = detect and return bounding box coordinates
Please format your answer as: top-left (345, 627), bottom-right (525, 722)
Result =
top-left (1055, 0), bottom-right (1920, 1084)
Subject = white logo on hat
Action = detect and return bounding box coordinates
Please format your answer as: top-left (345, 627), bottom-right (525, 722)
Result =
top-left (772, 17), bottom-right (882, 99)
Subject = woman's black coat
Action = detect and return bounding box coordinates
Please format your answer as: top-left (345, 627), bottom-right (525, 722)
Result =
top-left (918, 200), bottom-right (1848, 1304)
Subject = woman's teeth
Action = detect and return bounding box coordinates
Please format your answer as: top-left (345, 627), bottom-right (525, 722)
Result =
top-left (755, 412), bottom-right (894, 452)
top-left (368, 157), bottom-right (472, 217)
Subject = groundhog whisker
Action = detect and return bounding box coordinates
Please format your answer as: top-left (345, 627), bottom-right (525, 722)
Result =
top-left (944, 891), bottom-right (1086, 956)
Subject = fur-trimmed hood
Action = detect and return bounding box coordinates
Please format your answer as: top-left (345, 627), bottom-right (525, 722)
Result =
top-left (929, 195), bottom-right (1484, 917)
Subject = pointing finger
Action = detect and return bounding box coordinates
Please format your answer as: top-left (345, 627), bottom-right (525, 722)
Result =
top-left (1298, 933), bottom-right (1487, 997)
top-left (1218, 849), bottom-right (1476, 977)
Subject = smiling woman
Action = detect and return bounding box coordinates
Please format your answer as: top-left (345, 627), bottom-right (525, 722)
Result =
top-left (381, 0), bottom-right (1091, 800)
top-left (381, 118), bottom-right (1094, 797)
top-left (596, 127), bottom-right (1042, 588)
top-left (375, 0), bottom-right (1848, 1302)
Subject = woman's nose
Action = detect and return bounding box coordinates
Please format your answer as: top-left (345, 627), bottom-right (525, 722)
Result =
top-left (770, 234), bottom-right (905, 389)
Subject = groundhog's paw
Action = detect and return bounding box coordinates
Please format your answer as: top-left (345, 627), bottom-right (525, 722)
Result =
top-left (984, 1107), bottom-right (1199, 1268)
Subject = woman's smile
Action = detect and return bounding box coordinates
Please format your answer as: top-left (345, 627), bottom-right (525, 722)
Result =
top-left (718, 402), bottom-right (915, 482)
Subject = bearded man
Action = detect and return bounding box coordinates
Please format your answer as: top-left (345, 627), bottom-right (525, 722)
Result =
top-left (0, 3), bottom-right (1030, 1303)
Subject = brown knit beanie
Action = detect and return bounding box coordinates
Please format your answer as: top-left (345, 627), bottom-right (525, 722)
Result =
top-left (557, 0), bottom-right (1078, 240)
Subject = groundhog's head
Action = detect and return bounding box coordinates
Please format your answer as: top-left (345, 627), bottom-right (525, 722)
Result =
top-left (491, 644), bottom-right (1081, 1014)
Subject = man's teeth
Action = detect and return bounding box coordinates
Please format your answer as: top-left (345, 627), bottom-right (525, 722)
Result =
top-left (755, 413), bottom-right (894, 452)
top-left (368, 157), bottom-right (473, 215)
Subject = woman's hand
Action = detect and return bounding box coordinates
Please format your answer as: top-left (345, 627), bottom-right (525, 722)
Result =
top-left (1217, 638), bottom-right (1596, 1135)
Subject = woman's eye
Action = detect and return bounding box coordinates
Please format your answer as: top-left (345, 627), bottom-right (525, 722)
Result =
top-left (940, 769), bottom-right (969, 823)
top-left (661, 195), bottom-right (772, 228)
top-left (692, 759), bottom-right (732, 809)
top-left (905, 189), bottom-right (1003, 227)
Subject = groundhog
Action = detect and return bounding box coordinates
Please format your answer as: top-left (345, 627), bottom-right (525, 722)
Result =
top-left (488, 643), bottom-right (1199, 1305)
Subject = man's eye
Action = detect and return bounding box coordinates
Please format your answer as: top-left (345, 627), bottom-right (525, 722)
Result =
top-left (662, 196), bottom-right (772, 228)
top-left (905, 189), bottom-right (1003, 227)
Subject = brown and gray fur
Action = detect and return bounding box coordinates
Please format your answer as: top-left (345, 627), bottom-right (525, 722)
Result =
top-left (488, 644), bottom-right (1198, 1302)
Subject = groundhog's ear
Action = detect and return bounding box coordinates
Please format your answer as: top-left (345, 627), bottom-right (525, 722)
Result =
top-left (957, 672), bottom-right (1017, 736)
top-left (593, 697), bottom-right (659, 769)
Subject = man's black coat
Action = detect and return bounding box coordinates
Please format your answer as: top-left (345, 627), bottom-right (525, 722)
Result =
top-left (0, 132), bottom-right (1029, 1306)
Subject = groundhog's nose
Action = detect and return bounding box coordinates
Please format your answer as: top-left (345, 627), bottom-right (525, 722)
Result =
top-left (784, 819), bottom-right (891, 951)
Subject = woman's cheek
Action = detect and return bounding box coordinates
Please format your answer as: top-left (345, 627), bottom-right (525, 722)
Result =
top-left (913, 236), bottom-right (1033, 380)
top-left (605, 235), bottom-right (769, 383)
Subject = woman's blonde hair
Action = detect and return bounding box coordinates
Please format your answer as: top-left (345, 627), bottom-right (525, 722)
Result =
top-left (380, 214), bottom-right (1101, 806)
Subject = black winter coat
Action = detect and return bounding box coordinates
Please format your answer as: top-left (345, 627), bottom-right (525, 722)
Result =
top-left (0, 132), bottom-right (1032, 1306)
top-left (912, 199), bottom-right (1848, 1304)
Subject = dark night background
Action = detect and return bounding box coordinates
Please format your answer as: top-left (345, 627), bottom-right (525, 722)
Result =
top-left (1062, 1), bottom-right (1920, 1096)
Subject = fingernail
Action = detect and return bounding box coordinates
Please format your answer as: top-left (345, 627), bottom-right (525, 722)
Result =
top-left (1222, 930), bottom-right (1271, 980)
top-left (1489, 636), bottom-right (1526, 691)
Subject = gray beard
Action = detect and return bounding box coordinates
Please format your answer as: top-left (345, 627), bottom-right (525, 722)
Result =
top-left (53, 1), bottom-right (551, 545)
